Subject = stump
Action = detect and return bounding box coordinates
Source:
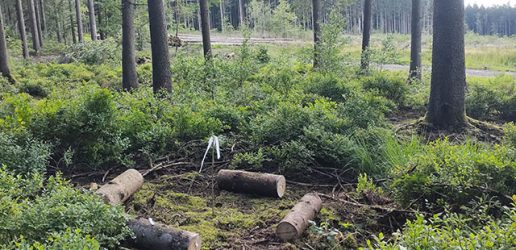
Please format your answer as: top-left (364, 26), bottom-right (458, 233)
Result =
top-left (128, 218), bottom-right (201, 250)
top-left (95, 169), bottom-right (144, 205)
top-left (276, 193), bottom-right (323, 241)
top-left (216, 169), bottom-right (286, 198)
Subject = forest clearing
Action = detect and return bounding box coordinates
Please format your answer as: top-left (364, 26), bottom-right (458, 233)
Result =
top-left (0, 0), bottom-right (515, 249)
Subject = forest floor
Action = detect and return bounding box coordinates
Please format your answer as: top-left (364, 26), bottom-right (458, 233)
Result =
top-left (76, 165), bottom-right (408, 250)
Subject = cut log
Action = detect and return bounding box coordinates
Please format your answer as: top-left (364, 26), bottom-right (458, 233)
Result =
top-left (127, 218), bottom-right (201, 250)
top-left (276, 193), bottom-right (323, 241)
top-left (216, 169), bottom-right (286, 198)
top-left (95, 169), bottom-right (144, 205)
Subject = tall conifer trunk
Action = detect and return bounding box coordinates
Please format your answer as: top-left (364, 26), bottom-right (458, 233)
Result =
top-left (148, 0), bottom-right (172, 93)
top-left (15, 0), bottom-right (29, 58)
top-left (426, 0), bottom-right (467, 129)
top-left (409, 0), bottom-right (423, 81)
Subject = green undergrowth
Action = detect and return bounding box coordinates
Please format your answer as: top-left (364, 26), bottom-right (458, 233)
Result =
top-left (0, 168), bottom-right (130, 249)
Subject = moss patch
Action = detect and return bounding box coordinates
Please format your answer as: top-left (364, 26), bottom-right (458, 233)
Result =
top-left (128, 174), bottom-right (298, 249)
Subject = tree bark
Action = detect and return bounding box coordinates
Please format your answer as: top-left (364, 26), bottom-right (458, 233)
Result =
top-left (0, 5), bottom-right (15, 84)
top-left (28, 0), bottom-right (40, 52)
top-left (75, 0), bottom-right (84, 42)
top-left (69, 0), bottom-right (77, 43)
top-left (87, 0), bottom-right (97, 41)
top-left (360, 0), bottom-right (372, 73)
top-left (122, 0), bottom-right (138, 91)
top-left (238, 0), bottom-right (245, 28)
top-left (15, 0), bottom-right (29, 59)
top-left (216, 170), bottom-right (286, 198)
top-left (219, 0), bottom-right (224, 32)
top-left (39, 0), bottom-right (46, 31)
top-left (35, 0), bottom-right (44, 46)
top-left (95, 169), bottom-right (144, 204)
top-left (409, 0), bottom-right (422, 82)
top-left (425, 0), bottom-right (467, 129)
top-left (127, 218), bottom-right (202, 250)
top-left (148, 0), bottom-right (172, 93)
top-left (276, 193), bottom-right (322, 241)
top-left (312, 0), bottom-right (321, 68)
top-left (199, 0), bottom-right (211, 60)
top-left (98, 4), bottom-right (105, 39)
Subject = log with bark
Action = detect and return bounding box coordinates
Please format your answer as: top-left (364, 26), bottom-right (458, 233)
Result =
top-left (97, 169), bottom-right (202, 250)
top-left (216, 169), bottom-right (286, 198)
top-left (95, 169), bottom-right (144, 205)
top-left (276, 193), bottom-right (323, 241)
top-left (127, 218), bottom-right (201, 250)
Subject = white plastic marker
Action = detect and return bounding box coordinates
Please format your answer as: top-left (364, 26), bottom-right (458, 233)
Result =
top-left (199, 135), bottom-right (221, 173)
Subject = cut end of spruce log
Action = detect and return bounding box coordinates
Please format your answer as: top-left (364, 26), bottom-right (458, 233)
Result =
top-left (128, 218), bottom-right (201, 250)
top-left (276, 193), bottom-right (323, 241)
top-left (95, 169), bottom-right (144, 205)
top-left (216, 169), bottom-right (286, 198)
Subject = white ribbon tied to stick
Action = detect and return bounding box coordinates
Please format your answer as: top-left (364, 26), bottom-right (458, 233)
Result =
top-left (199, 135), bottom-right (221, 173)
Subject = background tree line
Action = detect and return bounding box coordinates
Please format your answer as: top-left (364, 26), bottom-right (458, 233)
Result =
top-left (0, 0), bottom-right (514, 48)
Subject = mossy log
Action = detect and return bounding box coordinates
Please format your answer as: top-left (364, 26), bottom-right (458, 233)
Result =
top-left (216, 169), bottom-right (286, 198)
top-left (276, 193), bottom-right (323, 241)
top-left (95, 169), bottom-right (144, 205)
top-left (97, 169), bottom-right (202, 249)
top-left (127, 218), bottom-right (201, 250)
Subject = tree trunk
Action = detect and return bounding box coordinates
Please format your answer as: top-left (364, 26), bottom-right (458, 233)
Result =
top-left (216, 170), bottom-right (286, 198)
top-left (425, 0), bottom-right (467, 129)
top-left (0, 5), bottom-right (14, 84)
top-left (87, 0), bottom-right (97, 41)
top-left (56, 11), bottom-right (62, 43)
top-left (98, 4), bottom-right (105, 39)
top-left (408, 0), bottom-right (422, 82)
top-left (238, 0), bottom-right (245, 28)
top-left (75, 0), bottom-right (84, 42)
top-left (39, 0), bottom-right (46, 31)
top-left (69, 0), bottom-right (77, 43)
top-left (95, 169), bottom-right (144, 204)
top-left (199, 0), bottom-right (211, 60)
top-left (35, 0), bottom-right (44, 46)
top-left (15, 0), bottom-right (29, 59)
top-left (219, 0), bottom-right (224, 32)
top-left (312, 0), bottom-right (321, 69)
top-left (122, 0), bottom-right (138, 91)
top-left (127, 218), bottom-right (201, 250)
top-left (148, 0), bottom-right (172, 93)
top-left (360, 0), bottom-right (372, 73)
top-left (28, 0), bottom-right (40, 53)
top-left (276, 193), bottom-right (322, 241)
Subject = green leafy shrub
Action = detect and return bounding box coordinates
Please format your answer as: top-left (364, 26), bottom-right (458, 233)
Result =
top-left (61, 39), bottom-right (121, 65)
top-left (255, 46), bottom-right (271, 63)
top-left (0, 169), bottom-right (131, 248)
top-left (7, 229), bottom-right (100, 250)
top-left (19, 83), bottom-right (48, 98)
top-left (0, 132), bottom-right (50, 175)
top-left (466, 84), bottom-right (500, 119)
top-left (303, 73), bottom-right (352, 102)
top-left (466, 76), bottom-right (516, 122)
top-left (366, 203), bottom-right (516, 249)
top-left (30, 87), bottom-right (129, 170)
top-left (362, 74), bottom-right (408, 107)
top-left (391, 139), bottom-right (516, 210)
